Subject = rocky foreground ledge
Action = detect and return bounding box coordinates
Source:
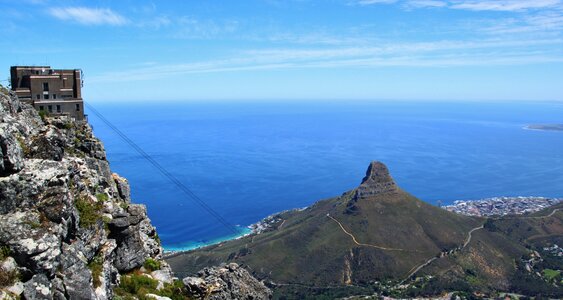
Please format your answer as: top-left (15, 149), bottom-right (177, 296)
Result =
top-left (0, 87), bottom-right (271, 299)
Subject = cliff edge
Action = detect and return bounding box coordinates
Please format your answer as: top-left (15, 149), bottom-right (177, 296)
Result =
top-left (0, 87), bottom-right (271, 299)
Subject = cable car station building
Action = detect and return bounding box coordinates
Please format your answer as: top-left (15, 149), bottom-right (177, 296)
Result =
top-left (10, 66), bottom-right (85, 120)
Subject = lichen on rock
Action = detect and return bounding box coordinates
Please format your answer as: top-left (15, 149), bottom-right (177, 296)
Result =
top-left (0, 88), bottom-right (171, 299)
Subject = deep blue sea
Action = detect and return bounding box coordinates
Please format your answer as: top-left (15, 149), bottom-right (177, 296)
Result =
top-left (87, 100), bottom-right (563, 251)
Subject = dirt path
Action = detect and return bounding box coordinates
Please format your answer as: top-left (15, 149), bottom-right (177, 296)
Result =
top-left (530, 208), bottom-right (560, 218)
top-left (402, 206), bottom-right (561, 282)
top-left (463, 225), bottom-right (484, 248)
top-left (402, 224), bottom-right (484, 282)
top-left (327, 214), bottom-right (421, 252)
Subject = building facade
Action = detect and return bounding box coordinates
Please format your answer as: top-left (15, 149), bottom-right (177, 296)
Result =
top-left (10, 66), bottom-right (85, 120)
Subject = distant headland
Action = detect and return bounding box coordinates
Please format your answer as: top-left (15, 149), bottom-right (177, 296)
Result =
top-left (524, 124), bottom-right (563, 131)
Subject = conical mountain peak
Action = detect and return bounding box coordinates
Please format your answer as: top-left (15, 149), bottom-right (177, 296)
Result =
top-left (354, 161), bottom-right (398, 199)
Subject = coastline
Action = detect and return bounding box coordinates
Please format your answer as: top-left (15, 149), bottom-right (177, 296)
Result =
top-left (163, 207), bottom-right (307, 256)
top-left (163, 196), bottom-right (562, 256)
top-left (163, 226), bottom-right (252, 254)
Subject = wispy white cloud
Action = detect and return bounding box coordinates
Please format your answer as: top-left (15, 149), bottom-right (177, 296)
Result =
top-left (355, 0), bottom-right (563, 11)
top-left (90, 38), bottom-right (563, 82)
top-left (48, 7), bottom-right (128, 26)
top-left (356, 0), bottom-right (399, 5)
top-left (137, 15), bottom-right (172, 30)
top-left (171, 17), bottom-right (240, 39)
top-left (450, 0), bottom-right (563, 12)
top-left (483, 13), bottom-right (563, 34)
top-left (404, 0), bottom-right (447, 9)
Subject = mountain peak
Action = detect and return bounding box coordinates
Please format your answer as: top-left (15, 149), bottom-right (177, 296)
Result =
top-left (355, 161), bottom-right (398, 199)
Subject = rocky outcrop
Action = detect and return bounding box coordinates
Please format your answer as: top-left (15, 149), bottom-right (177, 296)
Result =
top-left (346, 161), bottom-right (399, 214)
top-left (355, 161), bottom-right (398, 199)
top-left (183, 263), bottom-right (272, 300)
top-left (0, 89), bottom-right (170, 299)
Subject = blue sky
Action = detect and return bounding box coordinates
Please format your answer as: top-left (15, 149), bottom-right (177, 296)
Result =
top-left (1, 0), bottom-right (562, 102)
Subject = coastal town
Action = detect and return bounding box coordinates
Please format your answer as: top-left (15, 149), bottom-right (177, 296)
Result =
top-left (443, 196), bottom-right (562, 217)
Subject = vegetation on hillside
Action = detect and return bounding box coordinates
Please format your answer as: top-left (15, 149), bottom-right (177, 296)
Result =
top-left (166, 165), bottom-right (563, 299)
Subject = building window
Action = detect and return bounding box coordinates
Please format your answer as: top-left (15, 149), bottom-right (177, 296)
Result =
top-left (43, 82), bottom-right (49, 91)
top-left (39, 106), bottom-right (44, 111)
top-left (56, 105), bottom-right (61, 113)
top-left (43, 94), bottom-right (49, 100)
top-left (75, 104), bottom-right (80, 111)
top-left (36, 94), bottom-right (40, 100)
top-left (48, 105), bottom-right (52, 113)
top-left (53, 94), bottom-right (57, 99)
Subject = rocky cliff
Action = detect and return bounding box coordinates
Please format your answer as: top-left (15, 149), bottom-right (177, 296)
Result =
top-left (0, 86), bottom-right (169, 299)
top-left (0, 87), bottom-right (271, 299)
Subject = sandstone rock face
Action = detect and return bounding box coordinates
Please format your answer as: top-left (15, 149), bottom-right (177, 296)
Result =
top-left (182, 263), bottom-right (272, 300)
top-left (355, 161), bottom-right (398, 199)
top-left (0, 89), bottom-right (169, 299)
top-left (345, 161), bottom-right (399, 215)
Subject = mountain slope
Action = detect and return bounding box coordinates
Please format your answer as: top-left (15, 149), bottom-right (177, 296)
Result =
top-left (168, 162), bottom-right (563, 298)
top-left (167, 162), bottom-right (481, 286)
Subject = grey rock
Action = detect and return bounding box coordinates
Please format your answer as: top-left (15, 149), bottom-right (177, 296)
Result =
top-left (109, 204), bottom-right (163, 272)
top-left (6, 281), bottom-right (24, 296)
top-left (183, 277), bottom-right (207, 295)
top-left (27, 128), bottom-right (66, 161)
top-left (113, 173), bottom-right (131, 203)
top-left (59, 243), bottom-right (96, 300)
top-left (151, 262), bottom-right (174, 284)
top-left (0, 125), bottom-right (25, 176)
top-left (0, 211), bottom-right (62, 276)
top-left (0, 85), bottom-right (182, 299)
top-left (111, 228), bottom-right (148, 272)
top-left (183, 263), bottom-right (272, 300)
top-left (1, 257), bottom-right (17, 272)
top-left (23, 274), bottom-right (52, 300)
top-left (50, 277), bottom-right (67, 300)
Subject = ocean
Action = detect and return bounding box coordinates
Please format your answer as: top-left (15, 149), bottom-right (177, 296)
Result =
top-left (87, 100), bottom-right (563, 251)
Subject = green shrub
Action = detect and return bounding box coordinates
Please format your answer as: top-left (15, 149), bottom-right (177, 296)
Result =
top-left (24, 220), bottom-right (41, 229)
top-left (16, 136), bottom-right (29, 156)
top-left (0, 84), bottom-right (8, 95)
top-left (542, 269), bottom-right (561, 283)
top-left (0, 267), bottom-right (19, 288)
top-left (96, 193), bottom-right (109, 202)
top-left (0, 246), bottom-right (10, 261)
top-left (157, 280), bottom-right (189, 300)
top-left (153, 233), bottom-right (161, 246)
top-left (143, 258), bottom-right (161, 272)
top-left (38, 110), bottom-right (48, 122)
top-left (89, 254), bottom-right (104, 288)
top-left (76, 197), bottom-right (103, 228)
top-left (115, 274), bottom-right (189, 300)
top-left (115, 273), bottom-right (159, 297)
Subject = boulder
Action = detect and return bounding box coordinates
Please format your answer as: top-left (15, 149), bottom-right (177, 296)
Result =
top-left (0, 125), bottom-right (25, 176)
top-left (23, 274), bottom-right (52, 300)
top-left (183, 263), bottom-right (272, 299)
top-left (27, 128), bottom-right (66, 161)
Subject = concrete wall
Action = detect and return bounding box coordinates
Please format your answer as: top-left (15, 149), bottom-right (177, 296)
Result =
top-left (10, 66), bottom-right (85, 120)
top-left (34, 100), bottom-right (84, 120)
